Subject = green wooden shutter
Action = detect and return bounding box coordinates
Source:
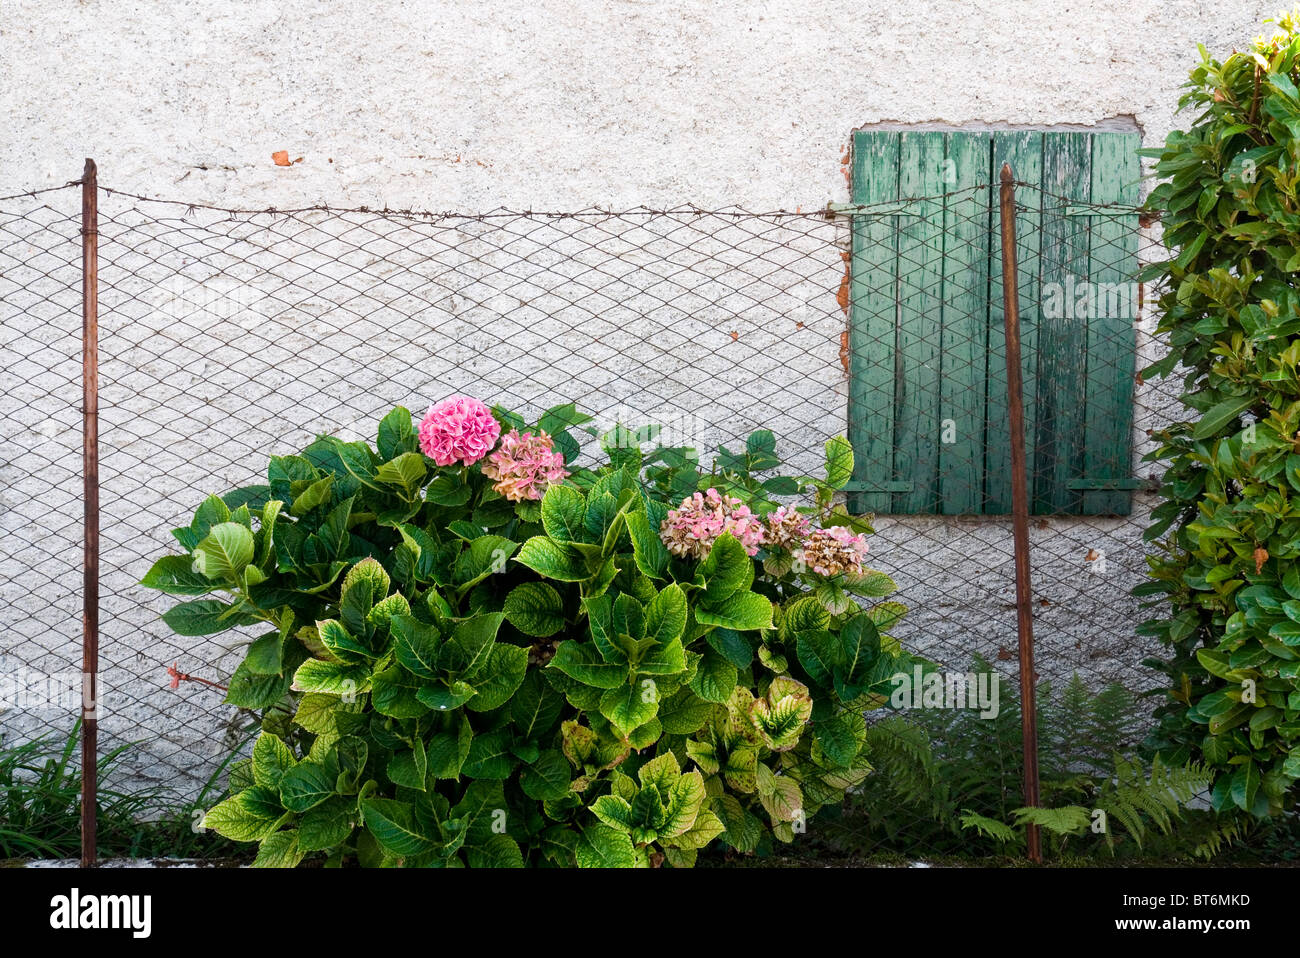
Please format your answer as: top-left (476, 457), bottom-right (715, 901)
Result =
top-left (845, 129), bottom-right (1140, 516)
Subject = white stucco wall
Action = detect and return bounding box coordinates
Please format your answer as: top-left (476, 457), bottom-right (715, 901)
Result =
top-left (0, 0), bottom-right (1277, 209)
top-left (0, 0), bottom-right (1280, 798)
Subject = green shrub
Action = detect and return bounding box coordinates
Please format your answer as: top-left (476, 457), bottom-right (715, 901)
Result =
top-left (1139, 9), bottom-right (1300, 819)
top-left (819, 666), bottom-right (1224, 860)
top-left (144, 398), bottom-right (915, 867)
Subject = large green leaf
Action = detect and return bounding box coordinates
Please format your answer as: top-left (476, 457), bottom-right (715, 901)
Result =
top-left (696, 592), bottom-right (774, 631)
top-left (626, 510), bottom-right (669, 579)
top-left (549, 641), bottom-right (627, 689)
top-left (695, 532), bottom-right (751, 601)
top-left (453, 535), bottom-right (518, 589)
top-left (298, 796), bottom-right (356, 852)
top-left (657, 689), bottom-right (714, 734)
top-left (377, 406), bottom-right (418, 460)
top-left (1191, 395), bottom-right (1254, 440)
top-left (838, 613), bottom-right (881, 686)
top-left (203, 786), bottom-right (286, 842)
top-left (463, 728), bottom-right (517, 779)
top-left (278, 760), bottom-right (336, 813)
top-left (690, 647), bottom-right (738, 703)
top-left (442, 612), bottom-right (505, 682)
top-left (427, 719), bottom-right (474, 779)
top-left (795, 628), bottom-right (840, 686)
top-left (252, 830), bottom-right (305, 868)
top-left (244, 630), bottom-right (287, 676)
top-left (425, 473), bottom-right (473, 507)
top-left (391, 614), bottom-right (443, 680)
top-left (1230, 760), bottom-right (1261, 812)
top-left (510, 671), bottom-right (566, 740)
top-left (646, 584), bottom-right (687, 646)
top-left (465, 643), bottom-right (529, 711)
top-left (637, 638), bottom-right (686, 676)
top-left (361, 798), bottom-right (437, 857)
top-left (520, 749), bottom-right (572, 800)
top-left (707, 627), bottom-right (754, 669)
top-left (140, 555), bottom-right (216, 595)
top-left (466, 833), bottom-right (526, 868)
top-left (190, 493), bottom-right (232, 540)
top-left (292, 658), bottom-right (372, 696)
top-left (387, 739), bottom-right (429, 790)
top-left (660, 769), bottom-right (708, 839)
top-left (541, 483), bottom-right (587, 542)
top-left (290, 475), bottom-right (334, 517)
top-left (713, 793), bottom-right (762, 853)
top-left (416, 680), bottom-right (476, 712)
top-left (600, 682), bottom-right (659, 738)
top-left (824, 435), bottom-right (854, 489)
top-left (375, 452), bottom-right (427, 499)
top-left (813, 711), bottom-right (864, 767)
top-left (317, 618), bottom-right (372, 664)
top-left (224, 658), bottom-right (294, 709)
top-left (252, 733), bottom-right (297, 790)
top-left (370, 665), bottom-right (430, 719)
top-left (576, 824), bottom-right (636, 868)
top-left (515, 536), bottom-right (593, 581)
top-left (161, 599), bottom-right (259, 636)
top-left (503, 581), bottom-right (567, 637)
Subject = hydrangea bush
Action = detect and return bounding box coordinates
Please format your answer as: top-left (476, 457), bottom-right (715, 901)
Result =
top-left (143, 397), bottom-right (913, 867)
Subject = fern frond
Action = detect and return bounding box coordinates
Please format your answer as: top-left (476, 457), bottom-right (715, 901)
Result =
top-left (1095, 754), bottom-right (1213, 849)
top-left (958, 810), bottom-right (1019, 845)
top-left (1012, 804), bottom-right (1092, 836)
top-left (1191, 817), bottom-right (1249, 859)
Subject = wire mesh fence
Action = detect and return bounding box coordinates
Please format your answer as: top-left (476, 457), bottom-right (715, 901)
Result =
top-left (0, 173), bottom-right (1174, 859)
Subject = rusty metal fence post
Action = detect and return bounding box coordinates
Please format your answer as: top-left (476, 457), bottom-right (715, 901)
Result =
top-left (80, 158), bottom-right (99, 869)
top-left (998, 164), bottom-right (1042, 864)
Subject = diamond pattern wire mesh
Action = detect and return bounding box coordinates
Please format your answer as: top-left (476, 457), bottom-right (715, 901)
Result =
top-left (0, 188), bottom-right (85, 782)
top-left (0, 179), bottom-right (1177, 858)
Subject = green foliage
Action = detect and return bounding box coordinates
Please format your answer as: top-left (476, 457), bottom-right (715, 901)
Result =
top-left (824, 665), bottom-right (1224, 860)
top-left (957, 755), bottom-right (1214, 857)
top-left (0, 722), bottom-right (245, 861)
top-left (147, 401), bottom-right (913, 866)
top-left (1138, 10), bottom-right (1300, 820)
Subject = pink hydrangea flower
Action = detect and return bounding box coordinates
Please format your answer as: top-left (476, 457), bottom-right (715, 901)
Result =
top-left (795, 526), bottom-right (870, 577)
top-left (480, 429), bottom-right (569, 501)
top-left (659, 488), bottom-right (766, 559)
top-left (418, 395), bottom-right (501, 466)
top-left (764, 506), bottom-right (812, 552)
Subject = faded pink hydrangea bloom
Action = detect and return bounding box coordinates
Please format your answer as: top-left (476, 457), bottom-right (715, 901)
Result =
top-left (659, 488), bottom-right (766, 559)
top-left (764, 505), bottom-right (812, 551)
top-left (795, 525), bottom-right (870, 577)
top-left (480, 429), bottom-right (569, 501)
top-left (418, 395), bottom-right (501, 466)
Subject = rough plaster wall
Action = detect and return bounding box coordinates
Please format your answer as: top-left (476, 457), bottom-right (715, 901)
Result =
top-left (0, 0), bottom-right (1278, 209)
top-left (0, 0), bottom-right (1280, 796)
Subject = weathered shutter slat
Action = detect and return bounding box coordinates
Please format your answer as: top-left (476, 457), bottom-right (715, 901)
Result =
top-left (848, 128), bottom-right (1137, 518)
top-left (1081, 133), bottom-right (1140, 515)
top-left (847, 130), bottom-right (902, 514)
top-left (939, 132), bottom-right (993, 514)
top-left (893, 131), bottom-right (948, 514)
top-left (1036, 132), bottom-right (1093, 514)
top-left (986, 132), bottom-right (1043, 514)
